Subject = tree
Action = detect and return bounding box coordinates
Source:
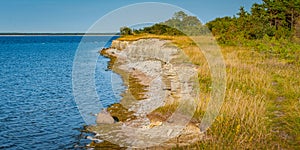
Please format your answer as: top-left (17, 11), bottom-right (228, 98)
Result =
top-left (173, 11), bottom-right (188, 21)
top-left (250, 3), bottom-right (273, 38)
top-left (164, 11), bottom-right (205, 35)
top-left (237, 6), bottom-right (248, 18)
top-left (120, 27), bottom-right (133, 35)
top-left (182, 16), bottom-right (202, 27)
top-left (283, 0), bottom-right (300, 30)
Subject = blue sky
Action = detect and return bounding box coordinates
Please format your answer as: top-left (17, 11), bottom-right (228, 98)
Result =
top-left (0, 0), bottom-right (262, 33)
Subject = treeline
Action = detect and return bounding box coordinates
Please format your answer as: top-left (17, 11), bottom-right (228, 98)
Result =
top-left (121, 0), bottom-right (300, 42)
top-left (120, 11), bottom-right (207, 36)
top-left (120, 24), bottom-right (183, 36)
top-left (206, 0), bottom-right (300, 44)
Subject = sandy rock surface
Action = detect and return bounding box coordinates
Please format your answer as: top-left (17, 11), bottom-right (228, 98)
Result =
top-left (90, 39), bottom-right (202, 149)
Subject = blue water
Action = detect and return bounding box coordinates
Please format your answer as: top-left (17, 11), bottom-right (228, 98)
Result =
top-left (0, 36), bottom-right (123, 149)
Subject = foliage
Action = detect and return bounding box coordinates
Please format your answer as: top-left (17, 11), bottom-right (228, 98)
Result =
top-left (207, 0), bottom-right (300, 43)
top-left (120, 11), bottom-right (208, 36)
top-left (162, 11), bottom-right (209, 35)
top-left (120, 26), bottom-right (133, 35)
top-left (137, 24), bottom-right (184, 35)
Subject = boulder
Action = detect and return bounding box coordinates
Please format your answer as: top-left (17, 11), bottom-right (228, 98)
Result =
top-left (96, 110), bottom-right (114, 124)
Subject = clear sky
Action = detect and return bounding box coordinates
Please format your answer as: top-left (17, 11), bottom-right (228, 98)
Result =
top-left (0, 0), bottom-right (262, 33)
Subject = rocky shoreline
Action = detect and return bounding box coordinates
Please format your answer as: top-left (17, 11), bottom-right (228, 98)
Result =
top-left (88, 38), bottom-right (202, 149)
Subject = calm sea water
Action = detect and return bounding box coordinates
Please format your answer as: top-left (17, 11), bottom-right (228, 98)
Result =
top-left (0, 36), bottom-right (123, 149)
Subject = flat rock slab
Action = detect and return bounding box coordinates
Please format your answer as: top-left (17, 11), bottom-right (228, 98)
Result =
top-left (96, 111), bottom-right (115, 124)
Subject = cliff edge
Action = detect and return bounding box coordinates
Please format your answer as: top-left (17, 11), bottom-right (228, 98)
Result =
top-left (89, 38), bottom-right (202, 149)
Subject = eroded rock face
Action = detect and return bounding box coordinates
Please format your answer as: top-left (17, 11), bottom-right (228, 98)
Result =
top-left (111, 40), bottom-right (130, 50)
top-left (96, 110), bottom-right (114, 124)
top-left (91, 38), bottom-right (201, 149)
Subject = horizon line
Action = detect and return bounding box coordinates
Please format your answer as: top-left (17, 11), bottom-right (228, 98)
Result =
top-left (0, 32), bottom-right (120, 35)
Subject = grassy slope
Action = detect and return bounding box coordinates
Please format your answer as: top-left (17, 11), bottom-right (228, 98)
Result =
top-left (118, 34), bottom-right (300, 149)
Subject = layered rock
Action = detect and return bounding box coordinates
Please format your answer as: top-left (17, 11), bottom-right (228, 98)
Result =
top-left (89, 38), bottom-right (202, 149)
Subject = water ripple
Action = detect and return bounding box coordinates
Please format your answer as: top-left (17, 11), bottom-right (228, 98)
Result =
top-left (0, 36), bottom-right (121, 149)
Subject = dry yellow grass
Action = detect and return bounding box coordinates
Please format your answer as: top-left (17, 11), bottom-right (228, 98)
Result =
top-left (118, 34), bottom-right (300, 149)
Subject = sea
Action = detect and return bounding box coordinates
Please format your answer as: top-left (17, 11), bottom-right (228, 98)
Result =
top-left (0, 35), bottom-right (124, 149)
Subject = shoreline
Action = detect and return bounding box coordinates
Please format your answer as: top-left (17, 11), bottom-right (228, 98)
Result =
top-left (88, 37), bottom-right (202, 149)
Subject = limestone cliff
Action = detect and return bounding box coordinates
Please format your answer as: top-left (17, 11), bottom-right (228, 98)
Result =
top-left (90, 38), bottom-right (202, 149)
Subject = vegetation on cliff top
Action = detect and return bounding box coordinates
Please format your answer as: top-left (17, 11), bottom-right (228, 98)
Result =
top-left (121, 1), bottom-right (300, 64)
top-left (120, 11), bottom-right (208, 36)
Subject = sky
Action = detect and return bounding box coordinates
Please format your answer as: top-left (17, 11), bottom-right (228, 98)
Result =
top-left (0, 0), bottom-right (262, 33)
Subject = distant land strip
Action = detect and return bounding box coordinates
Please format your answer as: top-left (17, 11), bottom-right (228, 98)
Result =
top-left (0, 33), bottom-right (120, 36)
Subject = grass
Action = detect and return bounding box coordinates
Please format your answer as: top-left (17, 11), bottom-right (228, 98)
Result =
top-left (193, 45), bottom-right (299, 149)
top-left (107, 34), bottom-right (300, 149)
top-left (196, 43), bottom-right (298, 149)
